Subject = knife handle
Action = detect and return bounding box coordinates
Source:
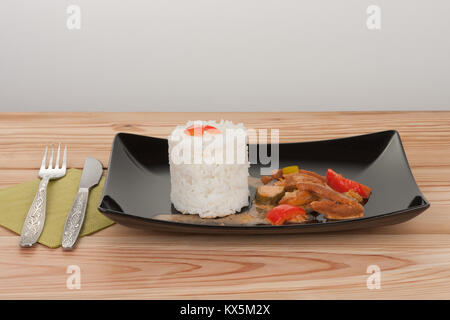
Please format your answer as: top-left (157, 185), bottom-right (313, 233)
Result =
top-left (62, 188), bottom-right (89, 250)
top-left (20, 176), bottom-right (50, 247)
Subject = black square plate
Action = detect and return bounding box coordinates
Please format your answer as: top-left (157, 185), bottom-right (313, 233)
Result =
top-left (98, 130), bottom-right (430, 234)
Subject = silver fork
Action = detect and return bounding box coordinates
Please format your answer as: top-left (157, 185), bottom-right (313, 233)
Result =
top-left (20, 144), bottom-right (67, 247)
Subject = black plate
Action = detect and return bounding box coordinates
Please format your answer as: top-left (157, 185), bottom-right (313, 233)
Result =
top-left (98, 130), bottom-right (430, 234)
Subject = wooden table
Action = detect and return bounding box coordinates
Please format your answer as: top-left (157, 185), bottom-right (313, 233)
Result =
top-left (0, 112), bottom-right (449, 299)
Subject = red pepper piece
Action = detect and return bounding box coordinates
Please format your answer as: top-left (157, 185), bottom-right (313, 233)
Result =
top-left (203, 125), bottom-right (221, 134)
top-left (266, 204), bottom-right (306, 226)
top-left (184, 124), bottom-right (221, 136)
top-left (326, 169), bottom-right (371, 198)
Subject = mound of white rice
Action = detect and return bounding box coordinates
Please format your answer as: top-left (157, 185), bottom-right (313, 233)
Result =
top-left (168, 120), bottom-right (249, 218)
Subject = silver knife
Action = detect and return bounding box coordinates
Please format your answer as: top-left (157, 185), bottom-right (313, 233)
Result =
top-left (62, 157), bottom-right (103, 250)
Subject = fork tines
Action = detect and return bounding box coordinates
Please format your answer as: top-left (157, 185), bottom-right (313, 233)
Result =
top-left (41, 144), bottom-right (67, 171)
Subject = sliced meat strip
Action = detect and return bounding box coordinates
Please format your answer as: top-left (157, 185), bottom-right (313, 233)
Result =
top-left (260, 169), bottom-right (283, 184)
top-left (271, 169), bottom-right (283, 180)
top-left (297, 169), bottom-right (327, 184)
top-left (310, 199), bottom-right (364, 220)
top-left (279, 173), bottom-right (325, 191)
top-left (345, 189), bottom-right (363, 203)
top-left (261, 176), bottom-right (273, 185)
top-left (279, 190), bottom-right (317, 207)
top-left (296, 182), bottom-right (355, 205)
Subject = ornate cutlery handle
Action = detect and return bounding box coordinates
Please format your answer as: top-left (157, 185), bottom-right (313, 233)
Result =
top-left (20, 176), bottom-right (50, 247)
top-left (62, 188), bottom-right (89, 250)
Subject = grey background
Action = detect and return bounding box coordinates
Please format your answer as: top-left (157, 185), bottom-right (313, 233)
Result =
top-left (1, 0), bottom-right (449, 112)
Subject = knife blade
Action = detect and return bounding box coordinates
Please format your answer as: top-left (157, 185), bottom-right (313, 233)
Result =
top-left (62, 158), bottom-right (103, 250)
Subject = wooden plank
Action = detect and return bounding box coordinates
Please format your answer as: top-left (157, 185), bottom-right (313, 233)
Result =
top-left (0, 233), bottom-right (449, 299)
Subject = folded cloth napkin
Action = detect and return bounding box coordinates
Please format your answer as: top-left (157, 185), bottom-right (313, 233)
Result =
top-left (0, 168), bottom-right (114, 248)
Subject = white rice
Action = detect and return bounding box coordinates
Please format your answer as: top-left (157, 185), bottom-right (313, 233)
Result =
top-left (168, 120), bottom-right (249, 218)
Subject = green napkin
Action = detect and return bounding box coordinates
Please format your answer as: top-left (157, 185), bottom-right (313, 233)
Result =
top-left (0, 168), bottom-right (114, 248)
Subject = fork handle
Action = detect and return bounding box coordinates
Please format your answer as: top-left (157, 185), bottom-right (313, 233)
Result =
top-left (61, 188), bottom-right (89, 250)
top-left (20, 176), bottom-right (50, 247)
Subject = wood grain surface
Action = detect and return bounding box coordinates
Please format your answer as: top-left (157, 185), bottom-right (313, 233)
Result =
top-left (0, 112), bottom-right (449, 299)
